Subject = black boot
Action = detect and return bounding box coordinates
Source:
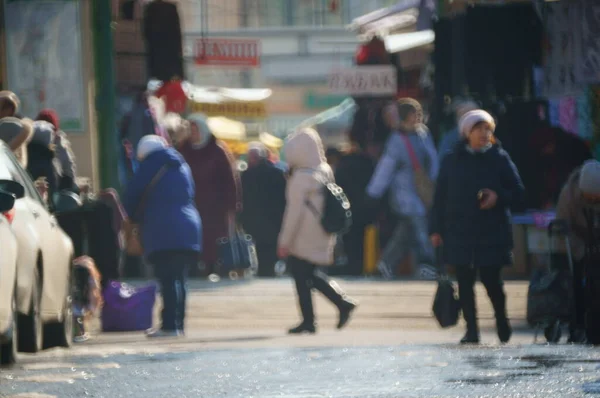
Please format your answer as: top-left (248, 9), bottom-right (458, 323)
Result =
top-left (288, 323), bottom-right (316, 334)
top-left (460, 297), bottom-right (480, 344)
top-left (496, 315), bottom-right (512, 344)
top-left (460, 329), bottom-right (480, 344)
top-left (337, 300), bottom-right (358, 330)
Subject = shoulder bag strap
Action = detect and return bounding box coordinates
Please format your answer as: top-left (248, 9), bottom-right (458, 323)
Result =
top-left (399, 133), bottom-right (422, 171)
top-left (134, 165), bottom-right (169, 220)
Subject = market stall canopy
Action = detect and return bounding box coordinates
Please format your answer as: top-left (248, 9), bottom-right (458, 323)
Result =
top-left (385, 30), bottom-right (434, 53)
top-left (207, 117), bottom-right (246, 141)
top-left (349, 0), bottom-right (436, 35)
top-left (148, 80), bottom-right (272, 104)
top-left (259, 132), bottom-right (284, 150)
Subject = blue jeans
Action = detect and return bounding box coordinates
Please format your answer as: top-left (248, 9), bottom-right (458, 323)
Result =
top-left (149, 250), bottom-right (197, 332)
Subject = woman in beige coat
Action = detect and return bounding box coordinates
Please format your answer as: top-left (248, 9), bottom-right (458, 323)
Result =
top-left (278, 128), bottom-right (357, 334)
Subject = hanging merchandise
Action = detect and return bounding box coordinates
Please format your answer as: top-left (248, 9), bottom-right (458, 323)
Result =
top-left (355, 36), bottom-right (390, 66)
top-left (154, 79), bottom-right (187, 114)
top-left (578, 0), bottom-right (600, 84)
top-left (548, 98), bottom-right (560, 127)
top-left (558, 96), bottom-right (578, 135)
top-left (577, 88), bottom-right (593, 141)
top-left (143, 0), bottom-right (185, 82)
top-left (542, 2), bottom-right (582, 97)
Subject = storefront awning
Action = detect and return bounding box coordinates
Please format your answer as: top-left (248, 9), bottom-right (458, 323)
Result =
top-left (207, 116), bottom-right (246, 141)
top-left (148, 80), bottom-right (272, 104)
top-left (385, 30), bottom-right (434, 53)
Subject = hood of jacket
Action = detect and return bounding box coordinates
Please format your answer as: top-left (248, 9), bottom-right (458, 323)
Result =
top-left (143, 146), bottom-right (186, 169)
top-left (284, 128), bottom-right (326, 169)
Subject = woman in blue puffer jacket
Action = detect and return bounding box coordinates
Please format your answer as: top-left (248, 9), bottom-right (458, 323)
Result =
top-left (429, 110), bottom-right (525, 345)
top-left (123, 135), bottom-right (202, 338)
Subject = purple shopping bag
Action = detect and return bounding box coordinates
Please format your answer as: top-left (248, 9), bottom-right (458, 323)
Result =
top-left (101, 281), bottom-right (157, 332)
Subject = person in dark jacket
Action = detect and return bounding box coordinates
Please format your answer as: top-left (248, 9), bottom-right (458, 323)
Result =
top-left (27, 120), bottom-right (61, 204)
top-left (429, 109), bottom-right (525, 345)
top-left (123, 135), bottom-right (202, 338)
top-left (36, 109), bottom-right (78, 192)
top-left (178, 113), bottom-right (241, 276)
top-left (240, 142), bottom-right (286, 277)
top-left (334, 143), bottom-right (375, 275)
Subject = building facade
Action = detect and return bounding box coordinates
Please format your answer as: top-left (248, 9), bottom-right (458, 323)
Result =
top-left (177, 0), bottom-right (401, 137)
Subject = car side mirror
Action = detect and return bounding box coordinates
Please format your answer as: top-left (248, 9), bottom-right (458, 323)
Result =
top-left (0, 179), bottom-right (25, 199)
top-left (0, 190), bottom-right (16, 213)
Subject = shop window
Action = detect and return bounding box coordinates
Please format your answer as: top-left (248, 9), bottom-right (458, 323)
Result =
top-left (244, 0), bottom-right (288, 28)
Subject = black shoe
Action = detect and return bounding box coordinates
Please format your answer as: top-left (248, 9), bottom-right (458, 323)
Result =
top-left (337, 301), bottom-right (357, 330)
top-left (497, 317), bottom-right (512, 343)
top-left (288, 323), bottom-right (316, 335)
top-left (460, 330), bottom-right (480, 344)
top-left (568, 329), bottom-right (587, 344)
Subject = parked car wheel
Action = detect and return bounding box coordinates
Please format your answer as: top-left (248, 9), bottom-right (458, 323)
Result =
top-left (18, 266), bottom-right (43, 353)
top-left (44, 270), bottom-right (73, 349)
top-left (0, 296), bottom-right (18, 366)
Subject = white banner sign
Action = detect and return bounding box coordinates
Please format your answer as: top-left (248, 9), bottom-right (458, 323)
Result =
top-left (328, 66), bottom-right (397, 96)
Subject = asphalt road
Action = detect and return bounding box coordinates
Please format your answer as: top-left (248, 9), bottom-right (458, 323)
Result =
top-left (1, 279), bottom-right (598, 398)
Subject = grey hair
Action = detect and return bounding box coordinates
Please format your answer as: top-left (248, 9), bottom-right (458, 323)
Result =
top-left (187, 113), bottom-right (212, 135)
top-left (247, 141), bottom-right (268, 158)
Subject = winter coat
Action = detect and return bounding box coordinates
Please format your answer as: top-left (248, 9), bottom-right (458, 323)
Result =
top-left (367, 127), bottom-right (439, 216)
top-left (278, 129), bottom-right (336, 266)
top-left (53, 130), bottom-right (77, 189)
top-left (240, 159), bottom-right (286, 245)
top-left (0, 117), bottom-right (33, 168)
top-left (429, 141), bottom-right (525, 267)
top-left (178, 136), bottom-right (241, 264)
top-left (556, 167), bottom-right (589, 262)
top-left (123, 147), bottom-right (201, 257)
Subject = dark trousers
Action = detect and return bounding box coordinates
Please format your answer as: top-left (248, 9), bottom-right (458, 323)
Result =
top-left (149, 250), bottom-right (197, 332)
top-left (342, 223), bottom-right (368, 276)
top-left (289, 256), bottom-right (345, 324)
top-left (256, 242), bottom-right (278, 277)
top-left (455, 265), bottom-right (507, 332)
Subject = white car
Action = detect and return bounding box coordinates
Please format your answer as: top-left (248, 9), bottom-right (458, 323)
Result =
top-left (0, 143), bottom-right (74, 365)
top-left (0, 190), bottom-right (18, 365)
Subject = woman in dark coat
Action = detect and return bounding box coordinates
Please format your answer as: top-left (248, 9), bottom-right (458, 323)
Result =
top-left (178, 114), bottom-right (241, 275)
top-left (429, 110), bottom-right (525, 345)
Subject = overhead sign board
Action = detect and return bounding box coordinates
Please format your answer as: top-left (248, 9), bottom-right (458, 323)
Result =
top-left (194, 38), bottom-right (260, 68)
top-left (328, 66), bottom-right (397, 96)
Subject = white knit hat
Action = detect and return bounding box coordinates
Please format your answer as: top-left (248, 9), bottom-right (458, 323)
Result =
top-left (458, 110), bottom-right (496, 138)
top-left (579, 160), bottom-right (600, 195)
top-left (137, 135), bottom-right (167, 161)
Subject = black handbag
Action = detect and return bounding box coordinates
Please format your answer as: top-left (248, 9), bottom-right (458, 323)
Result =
top-left (432, 275), bottom-right (461, 328)
top-left (216, 223), bottom-right (258, 275)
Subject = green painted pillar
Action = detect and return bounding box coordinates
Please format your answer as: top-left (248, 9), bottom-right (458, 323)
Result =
top-left (92, 0), bottom-right (120, 191)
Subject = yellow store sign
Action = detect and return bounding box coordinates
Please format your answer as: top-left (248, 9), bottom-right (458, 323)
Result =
top-left (191, 101), bottom-right (267, 118)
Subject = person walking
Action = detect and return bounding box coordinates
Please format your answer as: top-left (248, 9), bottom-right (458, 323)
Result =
top-left (123, 135), bottom-right (201, 338)
top-left (429, 109), bottom-right (525, 344)
top-left (178, 113), bottom-right (241, 276)
top-left (240, 142), bottom-right (286, 277)
top-left (278, 128), bottom-right (357, 334)
top-left (36, 109), bottom-right (78, 192)
top-left (366, 99), bottom-right (439, 279)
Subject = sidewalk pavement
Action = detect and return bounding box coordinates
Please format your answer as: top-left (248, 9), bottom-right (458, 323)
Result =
top-left (78, 278), bottom-right (536, 353)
